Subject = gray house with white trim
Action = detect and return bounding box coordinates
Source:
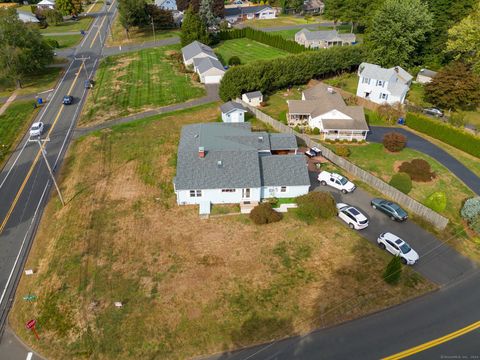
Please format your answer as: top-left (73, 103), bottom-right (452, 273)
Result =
top-left (295, 29), bottom-right (356, 49)
top-left (173, 123), bottom-right (310, 213)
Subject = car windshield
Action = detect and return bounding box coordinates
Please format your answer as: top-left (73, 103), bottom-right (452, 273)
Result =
top-left (32, 124), bottom-right (40, 129)
top-left (339, 177), bottom-right (348, 185)
top-left (400, 243), bottom-right (412, 254)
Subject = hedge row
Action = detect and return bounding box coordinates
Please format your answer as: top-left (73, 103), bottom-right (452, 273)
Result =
top-left (406, 113), bottom-right (480, 158)
top-left (218, 27), bottom-right (307, 54)
top-left (219, 45), bottom-right (366, 101)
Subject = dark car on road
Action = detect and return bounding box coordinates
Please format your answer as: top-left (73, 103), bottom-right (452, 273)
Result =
top-left (63, 95), bottom-right (73, 105)
top-left (371, 198), bottom-right (408, 221)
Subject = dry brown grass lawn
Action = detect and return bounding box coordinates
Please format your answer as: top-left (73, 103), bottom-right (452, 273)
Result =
top-left (10, 104), bottom-right (435, 360)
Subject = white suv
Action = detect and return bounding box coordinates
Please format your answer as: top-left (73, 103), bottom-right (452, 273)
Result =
top-left (318, 171), bottom-right (355, 193)
top-left (336, 203), bottom-right (369, 230)
top-left (29, 122), bottom-right (44, 137)
top-left (377, 232), bottom-right (419, 265)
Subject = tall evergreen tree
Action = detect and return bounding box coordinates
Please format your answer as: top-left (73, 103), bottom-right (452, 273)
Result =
top-left (323, 0), bottom-right (345, 29)
top-left (199, 0), bottom-right (217, 28)
top-left (366, 0), bottom-right (433, 67)
top-left (180, 7), bottom-right (210, 46)
top-left (383, 256), bottom-right (402, 285)
top-left (340, 0), bottom-right (372, 33)
top-left (177, 0), bottom-right (223, 16)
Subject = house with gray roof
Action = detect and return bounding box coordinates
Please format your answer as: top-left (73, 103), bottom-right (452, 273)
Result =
top-left (303, 0), bottom-right (324, 14)
top-left (182, 41), bottom-right (217, 66)
top-left (242, 91), bottom-right (263, 107)
top-left (193, 56), bottom-right (225, 84)
top-left (155, 0), bottom-right (176, 10)
top-left (295, 29), bottom-right (356, 49)
top-left (174, 122), bottom-right (310, 213)
top-left (287, 83), bottom-right (368, 141)
top-left (224, 5), bottom-right (277, 23)
top-left (221, 101), bottom-right (247, 122)
top-left (416, 68), bottom-right (438, 84)
top-left (356, 62), bottom-right (413, 105)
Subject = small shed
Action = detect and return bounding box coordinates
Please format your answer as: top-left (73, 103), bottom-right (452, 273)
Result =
top-left (416, 69), bottom-right (438, 84)
top-left (242, 91), bottom-right (263, 107)
top-left (220, 101), bottom-right (247, 123)
top-left (37, 0), bottom-right (55, 9)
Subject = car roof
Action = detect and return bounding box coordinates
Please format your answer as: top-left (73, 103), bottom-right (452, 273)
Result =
top-left (383, 232), bottom-right (404, 243)
top-left (32, 122), bottom-right (42, 127)
top-left (346, 206), bottom-right (367, 220)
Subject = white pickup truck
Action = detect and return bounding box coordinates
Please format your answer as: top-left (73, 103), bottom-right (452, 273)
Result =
top-left (318, 171), bottom-right (356, 193)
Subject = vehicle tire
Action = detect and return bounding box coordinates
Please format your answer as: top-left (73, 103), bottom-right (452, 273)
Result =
top-left (401, 257), bottom-right (407, 265)
top-left (372, 204), bottom-right (376, 209)
top-left (320, 181), bottom-right (327, 186)
top-left (390, 216), bottom-right (396, 221)
top-left (342, 189), bottom-right (347, 194)
top-left (378, 242), bottom-right (386, 250)
top-left (349, 223), bottom-right (355, 229)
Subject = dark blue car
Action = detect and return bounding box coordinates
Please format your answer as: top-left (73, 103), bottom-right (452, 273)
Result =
top-left (371, 198), bottom-right (408, 221)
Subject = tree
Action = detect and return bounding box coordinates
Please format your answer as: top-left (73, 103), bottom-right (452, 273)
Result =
top-left (117, 0), bottom-right (148, 38)
top-left (340, 0), bottom-right (371, 33)
top-left (177, 0), bottom-right (223, 17)
top-left (365, 0), bottom-right (433, 67)
top-left (383, 132), bottom-right (407, 152)
top-left (425, 62), bottom-right (480, 110)
top-left (42, 9), bottom-right (63, 25)
top-left (180, 7), bottom-right (210, 46)
top-left (0, 8), bottom-right (53, 88)
top-left (383, 255), bottom-right (402, 285)
top-left (446, 3), bottom-right (480, 74)
top-left (199, 0), bottom-right (217, 28)
top-left (145, 4), bottom-right (174, 29)
top-left (56, 0), bottom-right (82, 15)
top-left (323, 0), bottom-right (345, 29)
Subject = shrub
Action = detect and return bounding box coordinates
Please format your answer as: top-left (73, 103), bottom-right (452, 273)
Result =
top-left (228, 56), bottom-right (241, 66)
top-left (470, 215), bottom-right (480, 234)
top-left (249, 203), bottom-right (283, 225)
top-left (425, 191), bottom-right (447, 212)
top-left (406, 112), bottom-right (480, 159)
top-left (389, 172), bottom-right (412, 194)
top-left (377, 103), bottom-right (404, 124)
top-left (312, 127), bottom-right (320, 135)
top-left (44, 38), bottom-right (60, 49)
top-left (335, 145), bottom-right (350, 157)
top-left (461, 197), bottom-right (480, 224)
top-left (296, 192), bottom-right (336, 223)
top-left (219, 45), bottom-right (367, 101)
top-left (43, 9), bottom-right (63, 26)
top-left (293, 125), bottom-right (301, 133)
top-left (191, 72), bottom-right (200, 82)
top-left (383, 256), bottom-right (402, 285)
top-left (383, 132), bottom-right (407, 152)
top-left (398, 159), bottom-right (435, 182)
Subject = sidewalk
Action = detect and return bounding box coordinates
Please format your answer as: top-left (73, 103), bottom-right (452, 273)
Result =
top-left (0, 91), bottom-right (17, 116)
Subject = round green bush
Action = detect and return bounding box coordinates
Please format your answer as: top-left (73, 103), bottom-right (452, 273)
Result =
top-left (296, 191), bottom-right (336, 223)
top-left (44, 38), bottom-right (59, 49)
top-left (228, 56), bottom-right (241, 66)
top-left (249, 203), bottom-right (283, 225)
top-left (335, 145), bottom-right (350, 157)
top-left (425, 191), bottom-right (447, 212)
top-left (389, 172), bottom-right (412, 194)
top-left (461, 197), bottom-right (480, 223)
top-left (312, 127), bottom-right (320, 135)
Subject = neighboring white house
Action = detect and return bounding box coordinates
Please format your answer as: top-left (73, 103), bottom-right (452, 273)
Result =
top-left (173, 123), bottom-right (310, 214)
top-left (193, 57), bottom-right (225, 84)
top-left (17, 10), bottom-right (39, 23)
top-left (37, 0), bottom-right (55, 9)
top-left (356, 62), bottom-right (413, 105)
top-left (181, 41), bottom-right (217, 66)
top-left (224, 5), bottom-right (277, 23)
top-left (287, 83), bottom-right (369, 141)
top-left (221, 101), bottom-right (247, 123)
top-left (295, 29), bottom-right (355, 49)
top-left (242, 91), bottom-right (263, 107)
top-left (416, 69), bottom-right (438, 84)
top-left (155, 0), bottom-right (177, 10)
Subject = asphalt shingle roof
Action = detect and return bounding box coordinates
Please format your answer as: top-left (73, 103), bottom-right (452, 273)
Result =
top-left (260, 155), bottom-right (310, 186)
top-left (269, 134), bottom-right (298, 150)
top-left (181, 41), bottom-right (215, 62)
top-left (220, 101), bottom-right (246, 114)
top-left (358, 62), bottom-right (413, 84)
top-left (195, 57), bottom-right (225, 75)
top-left (297, 29), bottom-right (355, 43)
top-left (243, 91), bottom-right (263, 100)
top-left (418, 69), bottom-right (438, 78)
top-left (224, 5), bottom-right (273, 17)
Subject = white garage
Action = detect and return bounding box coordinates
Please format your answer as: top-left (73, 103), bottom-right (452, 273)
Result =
top-left (194, 57), bottom-right (225, 84)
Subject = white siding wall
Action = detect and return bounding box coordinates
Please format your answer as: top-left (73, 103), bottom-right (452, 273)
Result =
top-left (258, 9), bottom-right (276, 19)
top-left (204, 74), bottom-right (223, 84)
top-left (222, 110), bottom-right (245, 123)
top-left (261, 185), bottom-right (310, 199)
top-left (242, 94), bottom-right (263, 106)
top-left (356, 77), bottom-right (404, 105)
top-left (176, 187), bottom-right (261, 205)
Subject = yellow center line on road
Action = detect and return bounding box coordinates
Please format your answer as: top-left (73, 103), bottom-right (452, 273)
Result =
top-left (86, 0), bottom-right (99, 14)
top-left (89, 1), bottom-right (115, 48)
top-left (382, 320), bottom-right (480, 360)
top-left (0, 62), bottom-right (85, 236)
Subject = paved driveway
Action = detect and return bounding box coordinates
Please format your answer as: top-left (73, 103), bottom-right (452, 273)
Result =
top-left (368, 126), bottom-right (480, 195)
top-left (309, 172), bottom-right (476, 286)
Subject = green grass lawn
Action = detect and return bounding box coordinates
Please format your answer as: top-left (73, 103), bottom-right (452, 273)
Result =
top-left (324, 72), bottom-right (358, 95)
top-left (80, 45), bottom-right (206, 125)
top-left (17, 4), bottom-right (33, 12)
top-left (106, 13), bottom-right (180, 46)
top-left (260, 87), bottom-right (303, 123)
top-left (39, 16), bottom-right (93, 34)
top-left (270, 24), bottom-right (352, 40)
top-left (0, 100), bottom-right (39, 166)
top-left (242, 14), bottom-right (324, 28)
top-left (0, 66), bottom-right (64, 98)
top-left (43, 34), bottom-right (83, 48)
top-left (407, 83), bottom-right (431, 108)
top-left (347, 143), bottom-right (473, 223)
top-left (214, 38), bottom-right (289, 65)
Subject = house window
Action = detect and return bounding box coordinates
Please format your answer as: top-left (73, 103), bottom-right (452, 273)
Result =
top-left (379, 93), bottom-right (389, 100)
top-left (222, 189), bottom-right (235, 193)
top-left (362, 77), bottom-right (370, 84)
top-left (280, 186), bottom-right (287, 192)
top-left (376, 80), bottom-right (384, 87)
top-left (190, 190), bottom-right (202, 197)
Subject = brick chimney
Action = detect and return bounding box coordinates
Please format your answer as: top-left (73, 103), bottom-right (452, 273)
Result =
top-left (198, 146), bottom-right (205, 158)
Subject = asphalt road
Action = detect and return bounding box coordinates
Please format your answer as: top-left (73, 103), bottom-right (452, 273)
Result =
top-left (0, 2), bottom-right (117, 358)
top-left (368, 126), bottom-right (480, 195)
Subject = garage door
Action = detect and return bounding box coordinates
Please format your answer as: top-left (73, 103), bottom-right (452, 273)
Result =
top-left (204, 75), bottom-right (223, 84)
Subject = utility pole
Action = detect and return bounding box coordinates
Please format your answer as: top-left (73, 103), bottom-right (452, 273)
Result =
top-left (151, 15), bottom-right (156, 42)
top-left (29, 138), bottom-right (65, 206)
top-left (106, 1), bottom-right (114, 40)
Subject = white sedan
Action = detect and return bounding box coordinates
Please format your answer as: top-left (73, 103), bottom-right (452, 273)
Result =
top-left (336, 203), bottom-right (369, 230)
top-left (29, 122), bottom-right (44, 137)
top-left (377, 232), bottom-right (419, 265)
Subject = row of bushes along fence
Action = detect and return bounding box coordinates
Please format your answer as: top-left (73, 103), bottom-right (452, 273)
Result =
top-left (220, 45), bottom-right (366, 101)
top-left (406, 113), bottom-right (480, 159)
top-left (238, 99), bottom-right (449, 230)
top-left (218, 27), bottom-right (308, 54)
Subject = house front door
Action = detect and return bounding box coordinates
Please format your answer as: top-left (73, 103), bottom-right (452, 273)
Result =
top-left (242, 188), bottom-right (251, 199)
